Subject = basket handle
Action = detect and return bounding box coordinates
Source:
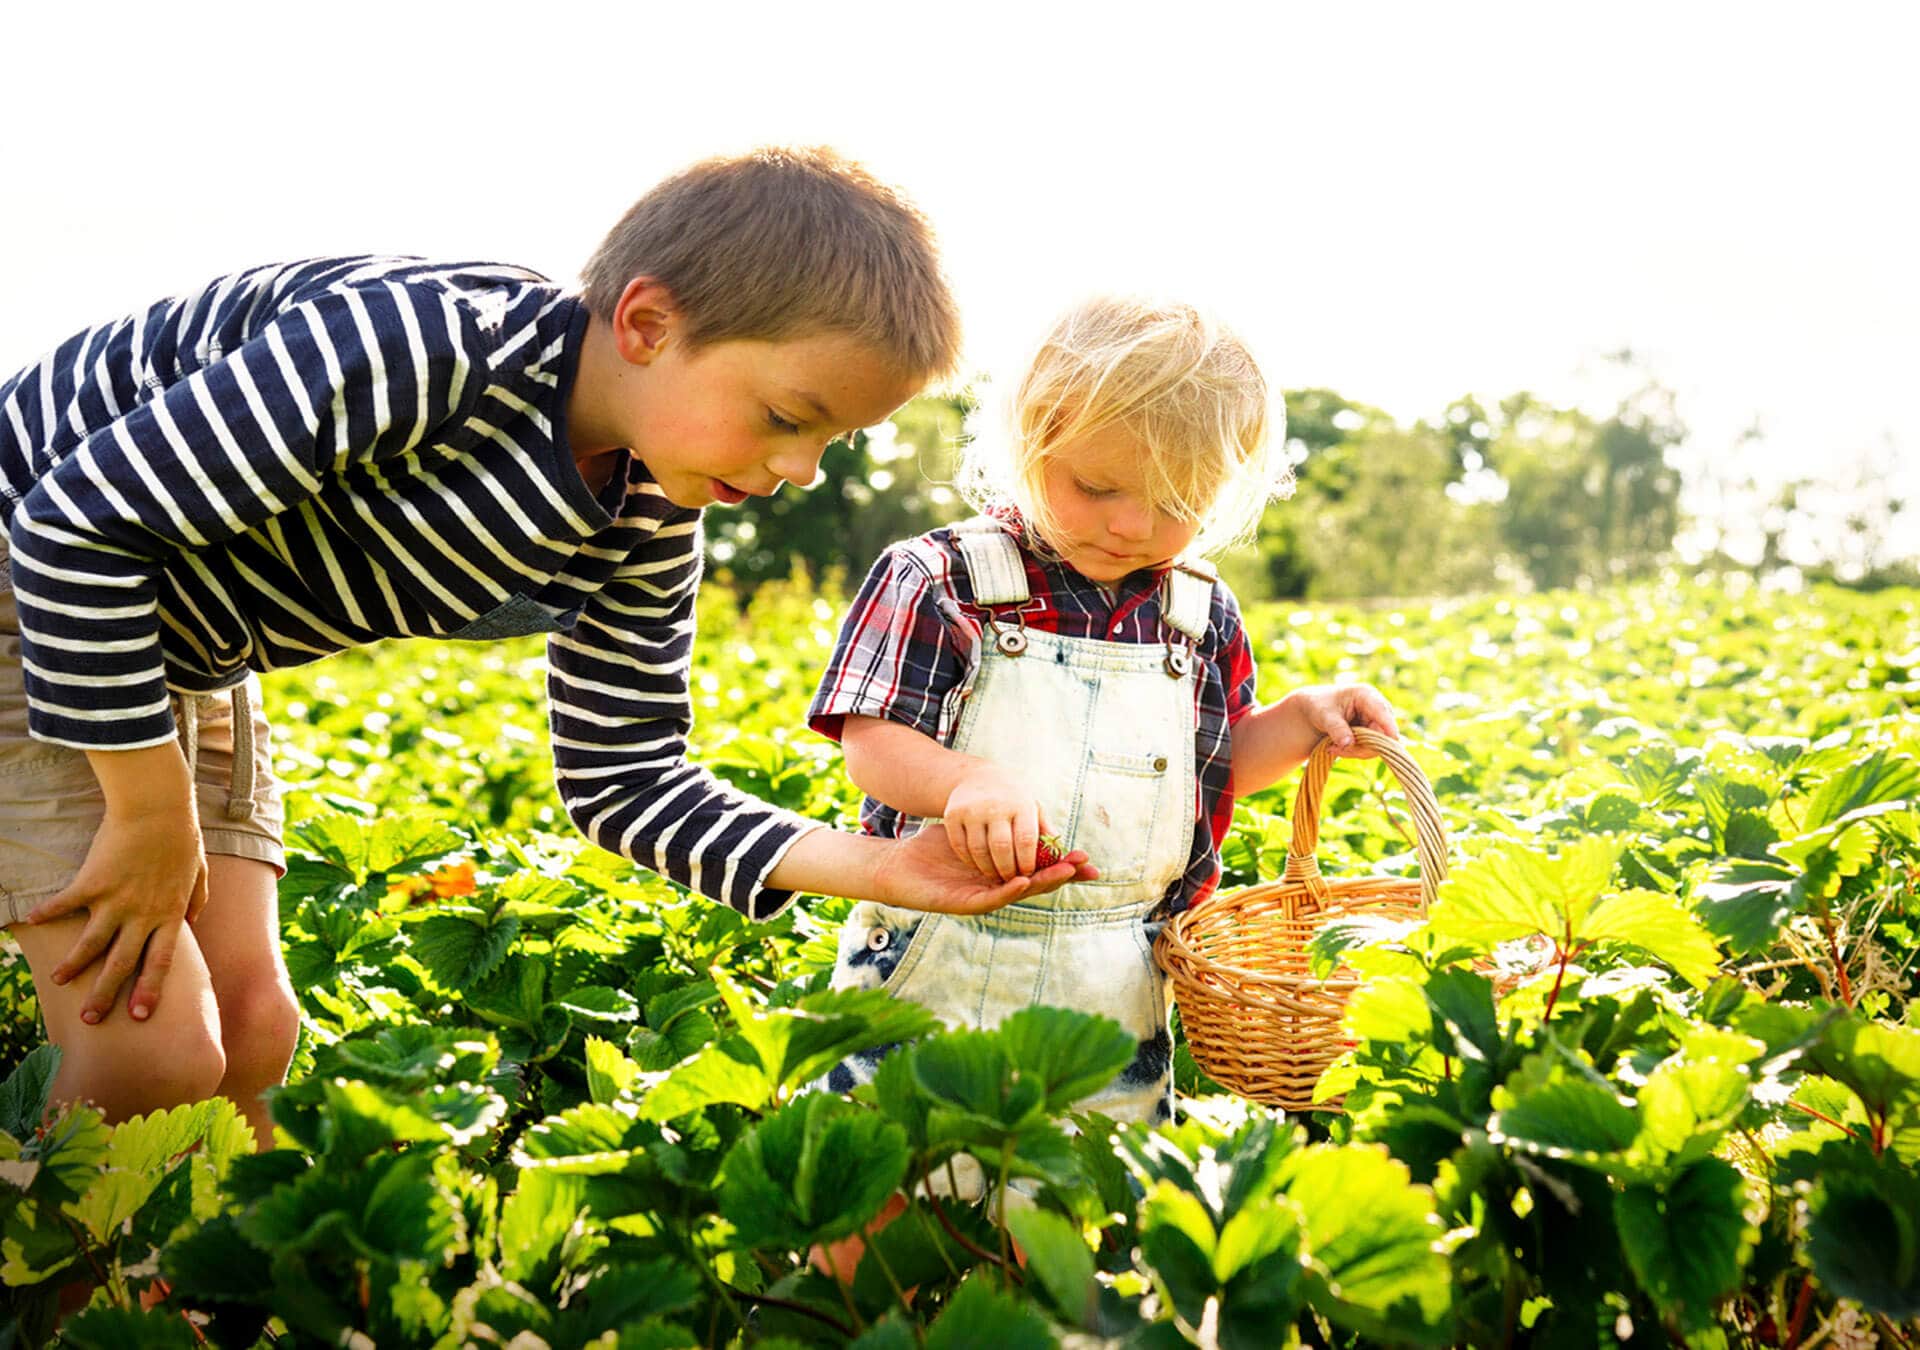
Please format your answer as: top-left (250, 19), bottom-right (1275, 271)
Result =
top-left (1278, 728), bottom-right (1450, 911)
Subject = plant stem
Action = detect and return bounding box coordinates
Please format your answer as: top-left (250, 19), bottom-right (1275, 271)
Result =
top-left (923, 1167), bottom-right (1021, 1283)
top-left (820, 1241), bottom-right (869, 1334)
top-left (1783, 1274), bottom-right (1815, 1349)
top-left (1367, 768), bottom-right (1420, 853)
top-left (1817, 905), bottom-right (1853, 1005)
top-left (996, 1152), bottom-right (1014, 1290)
top-left (862, 1239), bottom-right (924, 1341)
top-left (1541, 931), bottom-right (1574, 1024)
top-left (904, 1188), bottom-right (964, 1282)
top-left (724, 1286), bottom-right (854, 1340)
top-left (57, 1215), bottom-right (111, 1299)
top-left (1787, 1101), bottom-right (1859, 1139)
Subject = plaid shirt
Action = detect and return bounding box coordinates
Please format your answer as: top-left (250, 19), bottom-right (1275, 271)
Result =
top-left (808, 514), bottom-right (1259, 913)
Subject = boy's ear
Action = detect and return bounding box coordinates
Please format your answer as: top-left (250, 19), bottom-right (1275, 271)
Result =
top-left (610, 277), bottom-right (680, 366)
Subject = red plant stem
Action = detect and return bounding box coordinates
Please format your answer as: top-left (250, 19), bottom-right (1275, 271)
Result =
top-left (923, 1172), bottom-right (1023, 1284)
top-left (725, 1287), bottom-right (854, 1340)
top-left (1783, 1275), bottom-right (1815, 1348)
top-left (1787, 1101), bottom-right (1860, 1139)
top-left (1541, 936), bottom-right (1573, 1024)
top-left (1820, 908), bottom-right (1853, 1005)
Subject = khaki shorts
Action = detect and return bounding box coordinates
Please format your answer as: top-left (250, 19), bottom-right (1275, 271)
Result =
top-left (0, 535), bottom-right (285, 927)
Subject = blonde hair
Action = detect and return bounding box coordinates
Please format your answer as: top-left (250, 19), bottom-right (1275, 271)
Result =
top-left (959, 296), bottom-right (1289, 559)
top-left (581, 146), bottom-right (961, 381)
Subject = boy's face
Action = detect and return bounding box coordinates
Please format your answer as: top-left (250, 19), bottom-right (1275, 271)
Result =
top-left (1035, 424), bottom-right (1203, 583)
top-left (600, 283), bottom-right (924, 511)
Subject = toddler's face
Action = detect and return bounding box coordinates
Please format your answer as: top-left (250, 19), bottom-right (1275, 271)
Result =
top-left (626, 331), bottom-right (921, 511)
top-left (1035, 425), bottom-right (1204, 583)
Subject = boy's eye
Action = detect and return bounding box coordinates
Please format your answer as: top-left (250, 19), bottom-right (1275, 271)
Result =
top-left (766, 409), bottom-right (801, 433)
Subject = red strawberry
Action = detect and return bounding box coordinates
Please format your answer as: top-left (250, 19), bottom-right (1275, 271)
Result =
top-left (1035, 832), bottom-right (1067, 869)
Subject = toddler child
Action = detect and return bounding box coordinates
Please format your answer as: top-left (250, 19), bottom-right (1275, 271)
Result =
top-left (809, 295), bottom-right (1399, 1127)
top-left (0, 146), bottom-right (1088, 1144)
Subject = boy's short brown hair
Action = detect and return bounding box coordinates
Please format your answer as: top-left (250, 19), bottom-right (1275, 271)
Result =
top-left (582, 146), bottom-right (961, 381)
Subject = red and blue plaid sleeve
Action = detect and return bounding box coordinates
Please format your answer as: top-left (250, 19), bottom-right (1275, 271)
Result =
top-left (808, 545), bottom-right (973, 744)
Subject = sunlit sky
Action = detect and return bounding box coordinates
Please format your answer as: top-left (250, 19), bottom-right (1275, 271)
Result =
top-left (4, 3), bottom-right (1914, 553)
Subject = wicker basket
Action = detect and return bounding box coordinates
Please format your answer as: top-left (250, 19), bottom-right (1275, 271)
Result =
top-left (1156, 727), bottom-right (1449, 1112)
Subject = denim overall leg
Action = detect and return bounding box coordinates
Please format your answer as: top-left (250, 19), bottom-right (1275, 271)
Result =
top-left (827, 520), bottom-right (1212, 1132)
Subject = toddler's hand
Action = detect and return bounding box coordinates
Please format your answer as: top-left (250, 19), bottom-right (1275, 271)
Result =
top-left (942, 762), bottom-right (1055, 883)
top-left (1295, 682), bottom-right (1401, 757)
top-left (875, 824), bottom-right (1098, 915)
top-left (28, 799), bottom-right (208, 1025)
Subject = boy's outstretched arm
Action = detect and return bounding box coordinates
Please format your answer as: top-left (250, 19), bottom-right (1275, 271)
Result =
top-left (1230, 683), bottom-right (1401, 797)
top-left (766, 823), bottom-right (1087, 916)
top-left (841, 715), bottom-right (1063, 883)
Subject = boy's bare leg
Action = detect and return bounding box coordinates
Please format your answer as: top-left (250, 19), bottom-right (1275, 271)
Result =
top-left (192, 855), bottom-right (299, 1149)
top-left (7, 915), bottom-right (226, 1124)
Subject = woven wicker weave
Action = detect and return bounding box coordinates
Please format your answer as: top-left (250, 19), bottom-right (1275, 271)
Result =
top-left (1156, 727), bottom-right (1449, 1112)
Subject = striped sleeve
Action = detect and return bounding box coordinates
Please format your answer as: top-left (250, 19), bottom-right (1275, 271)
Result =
top-left (807, 545), bottom-right (974, 743)
top-left (546, 512), bottom-right (817, 921)
top-left (6, 280), bottom-right (482, 749)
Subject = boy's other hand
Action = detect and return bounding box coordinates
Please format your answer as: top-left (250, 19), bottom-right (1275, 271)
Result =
top-left (942, 764), bottom-right (1058, 882)
top-left (29, 796), bottom-right (207, 1026)
top-left (878, 824), bottom-right (1097, 915)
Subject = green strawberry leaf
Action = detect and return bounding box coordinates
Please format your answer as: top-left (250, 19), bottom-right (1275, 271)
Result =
top-left (1578, 888), bottom-right (1724, 988)
top-left (1006, 1206), bottom-right (1098, 1328)
top-left (997, 1006), bottom-right (1138, 1112)
top-left (717, 1094), bottom-right (911, 1250)
top-left (1617, 1158), bottom-right (1760, 1329)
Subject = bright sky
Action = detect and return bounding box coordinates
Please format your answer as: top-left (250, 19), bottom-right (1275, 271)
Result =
top-left (4, 3), bottom-right (1914, 549)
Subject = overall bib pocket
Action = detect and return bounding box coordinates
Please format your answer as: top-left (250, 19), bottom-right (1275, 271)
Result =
top-left (1073, 748), bottom-right (1172, 884)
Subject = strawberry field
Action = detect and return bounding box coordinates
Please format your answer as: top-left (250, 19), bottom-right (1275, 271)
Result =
top-left (2, 574), bottom-right (1917, 1348)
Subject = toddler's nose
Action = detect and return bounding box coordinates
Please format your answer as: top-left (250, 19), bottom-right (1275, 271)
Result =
top-left (1108, 500), bottom-right (1155, 541)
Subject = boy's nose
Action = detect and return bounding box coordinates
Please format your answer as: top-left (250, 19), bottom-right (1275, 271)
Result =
top-left (767, 443), bottom-right (828, 490)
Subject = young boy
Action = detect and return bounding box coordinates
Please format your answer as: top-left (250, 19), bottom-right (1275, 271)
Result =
top-left (0, 146), bottom-right (1089, 1142)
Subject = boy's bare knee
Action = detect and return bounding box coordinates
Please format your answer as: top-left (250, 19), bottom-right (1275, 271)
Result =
top-left (218, 980), bottom-right (301, 1092)
top-left (60, 1025), bottom-right (227, 1123)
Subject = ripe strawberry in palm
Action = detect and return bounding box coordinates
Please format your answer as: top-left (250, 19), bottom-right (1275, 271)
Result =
top-left (1035, 832), bottom-right (1067, 869)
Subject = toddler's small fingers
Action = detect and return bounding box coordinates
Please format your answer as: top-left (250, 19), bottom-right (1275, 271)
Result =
top-left (988, 820), bottom-right (1018, 882)
top-left (966, 826), bottom-right (998, 884)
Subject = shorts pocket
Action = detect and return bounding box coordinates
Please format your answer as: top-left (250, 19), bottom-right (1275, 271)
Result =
top-left (444, 593), bottom-right (581, 640)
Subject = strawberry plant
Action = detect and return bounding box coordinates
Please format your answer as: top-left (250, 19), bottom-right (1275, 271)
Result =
top-left (0, 576), bottom-right (1913, 1346)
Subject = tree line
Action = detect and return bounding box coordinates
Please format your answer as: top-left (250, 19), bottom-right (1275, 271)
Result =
top-left (704, 379), bottom-right (1914, 601)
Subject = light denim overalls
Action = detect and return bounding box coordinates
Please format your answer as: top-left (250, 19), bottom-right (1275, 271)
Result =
top-left (825, 517), bottom-right (1214, 1133)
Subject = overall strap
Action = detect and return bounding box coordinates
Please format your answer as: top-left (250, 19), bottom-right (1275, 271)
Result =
top-left (950, 517), bottom-right (1031, 606)
top-left (1160, 559), bottom-right (1216, 644)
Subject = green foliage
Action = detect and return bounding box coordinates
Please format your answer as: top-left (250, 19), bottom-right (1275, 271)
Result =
top-left (1, 576), bottom-right (1915, 1345)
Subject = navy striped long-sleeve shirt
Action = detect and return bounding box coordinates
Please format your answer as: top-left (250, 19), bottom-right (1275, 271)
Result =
top-left (0, 256), bottom-right (809, 917)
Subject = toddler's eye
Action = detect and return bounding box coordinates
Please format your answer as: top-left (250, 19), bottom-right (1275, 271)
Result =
top-left (766, 409), bottom-right (801, 433)
top-left (1074, 478), bottom-right (1115, 499)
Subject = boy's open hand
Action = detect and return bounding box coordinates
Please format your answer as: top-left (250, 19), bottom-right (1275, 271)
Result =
top-left (942, 763), bottom-right (1059, 882)
top-left (877, 823), bottom-right (1097, 915)
top-left (29, 775), bottom-right (207, 1026)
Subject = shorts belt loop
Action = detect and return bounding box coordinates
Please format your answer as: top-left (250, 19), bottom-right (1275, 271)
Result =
top-left (225, 682), bottom-right (258, 823)
top-left (175, 691), bottom-right (200, 780)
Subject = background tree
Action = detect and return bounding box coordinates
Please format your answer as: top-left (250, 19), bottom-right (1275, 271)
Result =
top-left (705, 395), bottom-right (973, 589)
